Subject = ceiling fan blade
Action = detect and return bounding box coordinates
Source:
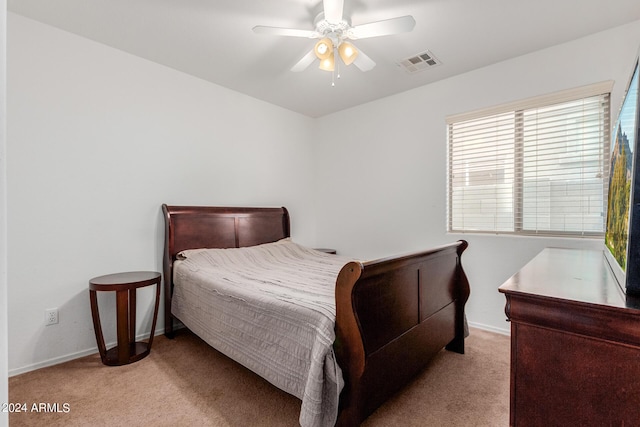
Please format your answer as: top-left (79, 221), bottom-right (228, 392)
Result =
top-left (353, 48), bottom-right (376, 72)
top-left (349, 15), bottom-right (416, 39)
top-left (291, 50), bottom-right (317, 72)
top-left (323, 0), bottom-right (344, 24)
top-left (252, 26), bottom-right (317, 38)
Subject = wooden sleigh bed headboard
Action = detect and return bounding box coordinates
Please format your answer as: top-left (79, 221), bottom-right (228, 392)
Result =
top-left (162, 204), bottom-right (291, 336)
top-left (161, 204), bottom-right (469, 426)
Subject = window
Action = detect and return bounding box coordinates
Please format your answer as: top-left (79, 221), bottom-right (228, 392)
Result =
top-left (447, 82), bottom-right (612, 236)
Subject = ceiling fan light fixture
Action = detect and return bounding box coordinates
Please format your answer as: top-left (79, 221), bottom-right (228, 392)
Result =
top-left (319, 55), bottom-right (335, 71)
top-left (253, 4), bottom-right (416, 75)
top-left (314, 38), bottom-right (334, 60)
top-left (338, 42), bottom-right (358, 65)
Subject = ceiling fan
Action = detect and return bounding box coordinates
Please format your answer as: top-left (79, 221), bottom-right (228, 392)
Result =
top-left (252, 0), bottom-right (416, 73)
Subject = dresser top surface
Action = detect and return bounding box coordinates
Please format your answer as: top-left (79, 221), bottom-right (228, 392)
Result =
top-left (499, 247), bottom-right (640, 310)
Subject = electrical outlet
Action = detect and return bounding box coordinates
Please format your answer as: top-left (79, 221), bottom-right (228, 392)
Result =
top-left (45, 308), bottom-right (59, 326)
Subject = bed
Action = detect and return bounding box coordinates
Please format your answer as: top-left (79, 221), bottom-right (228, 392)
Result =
top-left (162, 204), bottom-right (470, 427)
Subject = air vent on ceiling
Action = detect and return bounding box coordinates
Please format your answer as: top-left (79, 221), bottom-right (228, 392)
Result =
top-left (397, 50), bottom-right (441, 73)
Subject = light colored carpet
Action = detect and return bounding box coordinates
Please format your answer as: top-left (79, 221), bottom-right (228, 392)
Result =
top-left (9, 328), bottom-right (510, 426)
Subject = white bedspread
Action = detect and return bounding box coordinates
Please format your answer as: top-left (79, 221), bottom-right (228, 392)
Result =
top-left (172, 238), bottom-right (353, 427)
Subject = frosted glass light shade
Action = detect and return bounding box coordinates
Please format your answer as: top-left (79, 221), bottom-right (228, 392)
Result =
top-left (338, 42), bottom-right (358, 65)
top-left (319, 55), bottom-right (335, 71)
top-left (314, 38), bottom-right (333, 60)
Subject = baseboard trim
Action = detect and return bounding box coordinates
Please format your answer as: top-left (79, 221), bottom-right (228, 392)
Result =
top-left (9, 328), bottom-right (165, 377)
top-left (468, 321), bottom-right (510, 336)
top-left (10, 322), bottom-right (506, 377)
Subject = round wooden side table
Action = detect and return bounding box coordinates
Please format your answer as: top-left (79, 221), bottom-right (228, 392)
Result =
top-left (89, 271), bottom-right (161, 366)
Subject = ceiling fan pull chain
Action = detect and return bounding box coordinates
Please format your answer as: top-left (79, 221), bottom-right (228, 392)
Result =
top-left (334, 49), bottom-right (341, 85)
top-left (332, 49), bottom-right (337, 86)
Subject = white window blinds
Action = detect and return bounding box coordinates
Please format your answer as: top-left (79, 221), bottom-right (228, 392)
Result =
top-left (447, 82), bottom-right (612, 236)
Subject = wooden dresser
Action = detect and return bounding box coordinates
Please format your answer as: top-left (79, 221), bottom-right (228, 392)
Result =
top-left (499, 248), bottom-right (640, 427)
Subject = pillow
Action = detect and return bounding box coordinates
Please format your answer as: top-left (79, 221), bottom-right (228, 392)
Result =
top-left (176, 237), bottom-right (292, 260)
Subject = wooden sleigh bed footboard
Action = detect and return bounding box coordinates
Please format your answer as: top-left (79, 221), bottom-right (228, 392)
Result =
top-left (162, 204), bottom-right (469, 426)
top-left (334, 240), bottom-right (469, 426)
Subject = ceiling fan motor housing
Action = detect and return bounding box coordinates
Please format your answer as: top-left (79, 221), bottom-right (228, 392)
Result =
top-left (314, 13), bottom-right (352, 47)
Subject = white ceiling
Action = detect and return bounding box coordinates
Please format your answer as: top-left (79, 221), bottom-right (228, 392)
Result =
top-left (8, 0), bottom-right (640, 117)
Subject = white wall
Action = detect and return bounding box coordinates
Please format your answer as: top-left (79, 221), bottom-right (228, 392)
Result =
top-left (1, 2), bottom-right (8, 426)
top-left (8, 10), bottom-right (640, 375)
top-left (313, 20), bottom-right (640, 334)
top-left (7, 13), bottom-right (316, 374)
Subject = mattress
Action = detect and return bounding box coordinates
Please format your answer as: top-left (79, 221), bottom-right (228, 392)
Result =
top-left (172, 238), bottom-right (353, 427)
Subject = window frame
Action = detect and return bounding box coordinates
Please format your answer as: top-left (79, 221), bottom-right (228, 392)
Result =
top-left (446, 81), bottom-right (613, 237)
